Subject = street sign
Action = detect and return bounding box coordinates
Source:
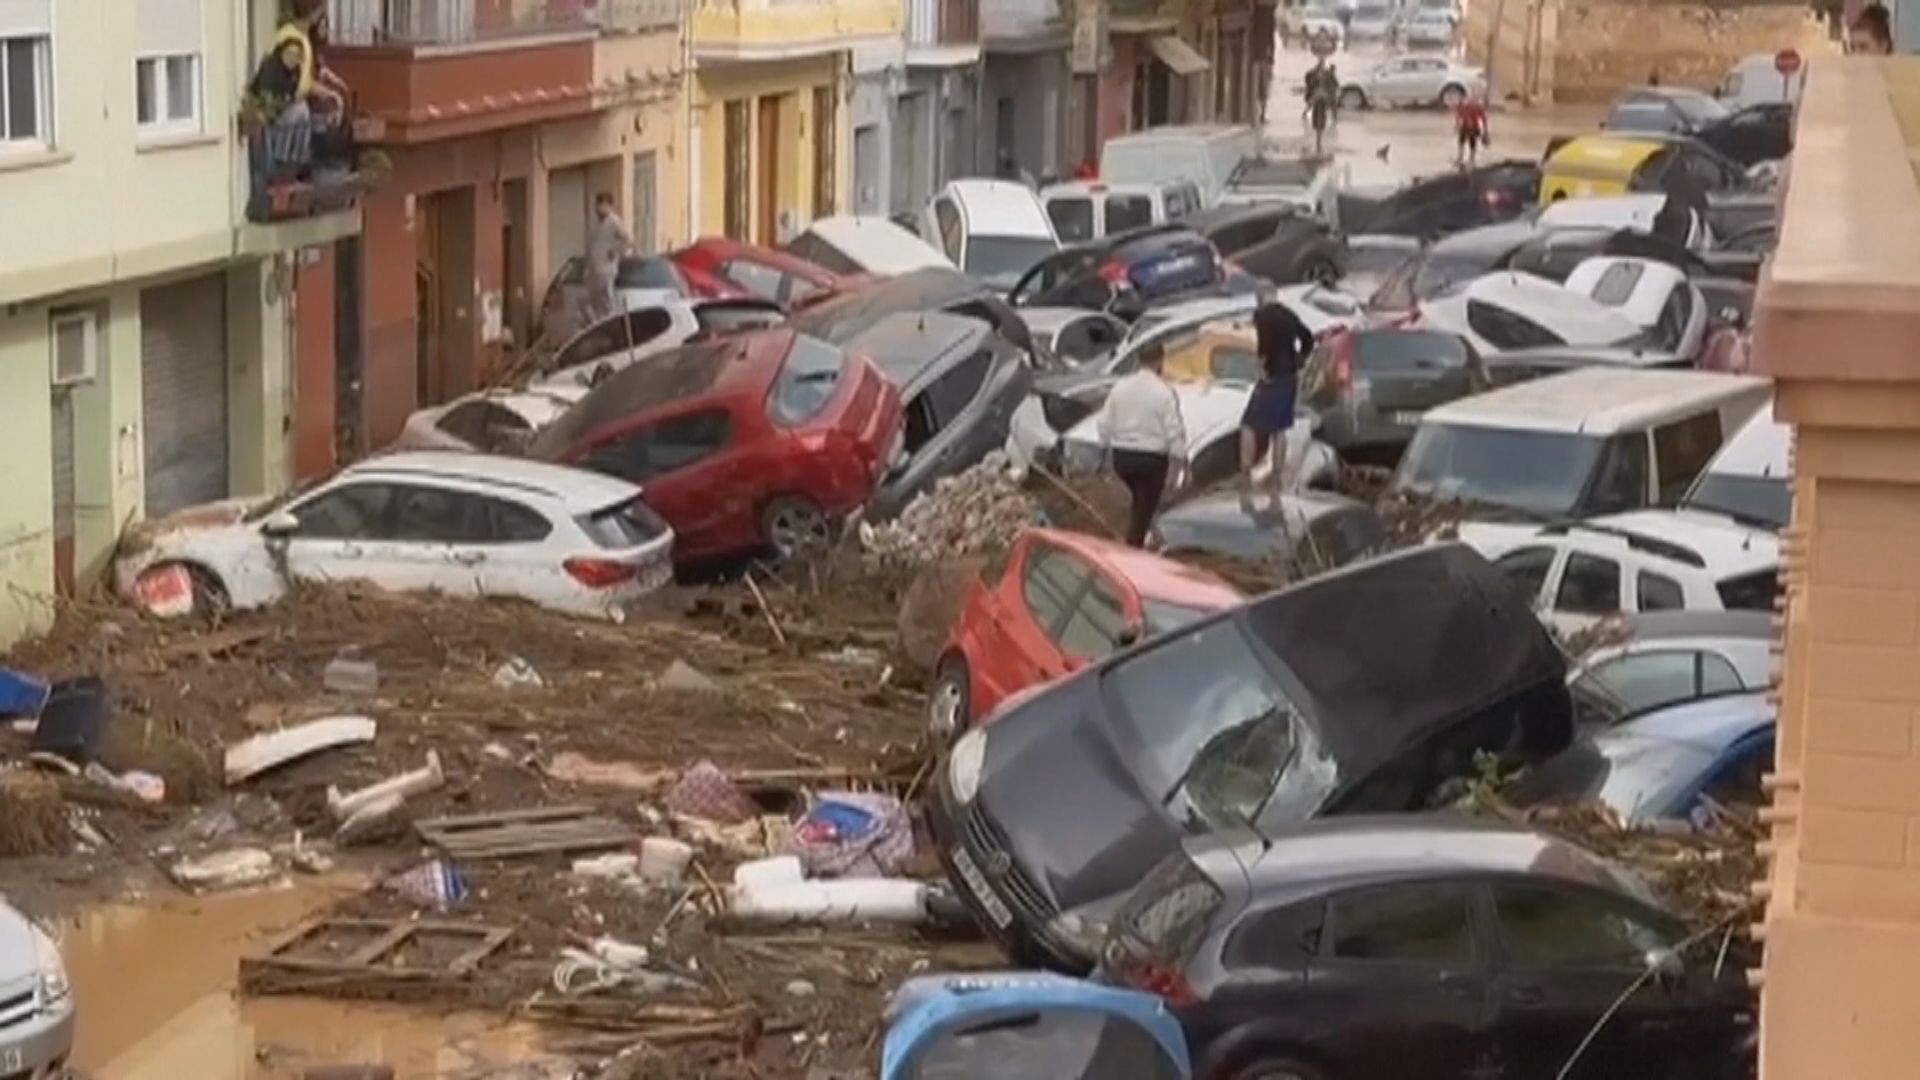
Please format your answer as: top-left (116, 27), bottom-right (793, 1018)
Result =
top-left (1774, 48), bottom-right (1802, 76)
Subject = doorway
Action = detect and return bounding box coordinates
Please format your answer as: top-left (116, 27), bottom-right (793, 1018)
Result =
top-left (853, 123), bottom-right (880, 214)
top-left (415, 187), bottom-right (477, 407)
top-left (502, 178), bottom-right (529, 348)
top-left (757, 94), bottom-right (783, 244)
top-left (334, 235), bottom-right (364, 461)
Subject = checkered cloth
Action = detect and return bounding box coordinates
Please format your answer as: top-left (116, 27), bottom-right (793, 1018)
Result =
top-left (665, 760), bottom-right (756, 825)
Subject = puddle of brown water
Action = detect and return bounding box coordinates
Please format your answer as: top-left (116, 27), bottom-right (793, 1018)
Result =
top-left (61, 882), bottom-right (552, 1078)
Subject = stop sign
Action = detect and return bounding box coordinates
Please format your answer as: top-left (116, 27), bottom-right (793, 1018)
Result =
top-left (1775, 48), bottom-right (1802, 76)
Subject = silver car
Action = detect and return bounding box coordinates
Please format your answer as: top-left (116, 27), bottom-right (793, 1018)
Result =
top-left (1339, 53), bottom-right (1486, 109)
top-left (0, 901), bottom-right (74, 1078)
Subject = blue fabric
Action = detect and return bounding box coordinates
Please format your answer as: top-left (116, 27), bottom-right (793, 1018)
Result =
top-left (0, 669), bottom-right (49, 718)
top-left (1241, 376), bottom-right (1298, 435)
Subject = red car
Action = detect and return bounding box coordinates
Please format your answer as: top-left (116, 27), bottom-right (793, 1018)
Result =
top-left (528, 327), bottom-right (903, 565)
top-left (670, 237), bottom-right (862, 309)
top-left (928, 528), bottom-right (1243, 742)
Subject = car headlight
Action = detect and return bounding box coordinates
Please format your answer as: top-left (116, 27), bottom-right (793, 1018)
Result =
top-left (31, 926), bottom-right (68, 1007)
top-left (949, 728), bottom-right (987, 805)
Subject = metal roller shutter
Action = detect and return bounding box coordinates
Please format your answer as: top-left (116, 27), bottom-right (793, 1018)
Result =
top-left (141, 274), bottom-right (230, 516)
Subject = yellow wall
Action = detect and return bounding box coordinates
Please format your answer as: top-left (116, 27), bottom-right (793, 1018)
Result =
top-left (0, 0), bottom-right (248, 305)
top-left (692, 57), bottom-right (845, 244)
top-left (690, 0), bottom-right (899, 53)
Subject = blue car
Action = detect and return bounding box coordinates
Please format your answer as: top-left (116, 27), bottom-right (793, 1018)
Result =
top-left (1515, 690), bottom-right (1773, 826)
top-left (881, 971), bottom-right (1191, 1080)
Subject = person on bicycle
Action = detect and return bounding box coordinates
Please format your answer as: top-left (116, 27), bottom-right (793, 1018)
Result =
top-left (1454, 92), bottom-right (1488, 167)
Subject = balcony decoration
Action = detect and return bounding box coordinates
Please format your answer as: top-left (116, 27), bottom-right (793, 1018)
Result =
top-left (241, 19), bottom-right (379, 224)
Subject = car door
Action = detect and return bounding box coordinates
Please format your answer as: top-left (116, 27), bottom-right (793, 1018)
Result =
top-left (1485, 881), bottom-right (1693, 1080)
top-left (1491, 545), bottom-right (1561, 610)
top-left (1571, 650), bottom-right (1708, 725)
top-left (1371, 59), bottom-right (1417, 105)
top-left (386, 483), bottom-right (497, 599)
top-left (466, 492), bottom-right (565, 607)
top-left (1650, 410), bottom-right (1724, 504)
top-left (1548, 551), bottom-right (1624, 635)
top-left (1306, 881), bottom-right (1496, 1080)
top-left (281, 481), bottom-right (400, 588)
top-left (990, 539), bottom-right (1092, 690)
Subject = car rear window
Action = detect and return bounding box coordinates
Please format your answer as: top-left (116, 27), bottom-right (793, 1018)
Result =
top-left (578, 499), bottom-right (671, 548)
top-left (1106, 195), bottom-right (1155, 234)
top-left (1717, 569), bottom-right (1779, 611)
top-left (528, 338), bottom-right (739, 459)
top-left (765, 333), bottom-right (850, 427)
top-left (1048, 198), bottom-right (1096, 244)
top-left (1352, 330), bottom-right (1471, 374)
top-left (1129, 244), bottom-right (1221, 297)
top-left (1113, 850), bottom-right (1225, 969)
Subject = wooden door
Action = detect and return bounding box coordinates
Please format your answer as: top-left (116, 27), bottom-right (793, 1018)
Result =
top-left (757, 94), bottom-right (782, 244)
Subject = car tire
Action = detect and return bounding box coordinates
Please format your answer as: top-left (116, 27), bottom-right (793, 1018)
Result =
top-left (1339, 87), bottom-right (1367, 111)
top-left (1230, 1058), bottom-right (1328, 1080)
top-left (759, 495), bottom-right (831, 560)
top-left (1439, 83), bottom-right (1467, 108)
top-left (928, 653), bottom-right (972, 748)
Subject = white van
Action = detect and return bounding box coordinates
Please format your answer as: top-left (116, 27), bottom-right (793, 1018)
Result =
top-left (1719, 53), bottom-right (1804, 110)
top-left (1098, 125), bottom-right (1262, 208)
top-left (922, 180), bottom-right (1062, 289)
top-left (1392, 367), bottom-right (1771, 523)
top-left (1038, 179), bottom-right (1204, 244)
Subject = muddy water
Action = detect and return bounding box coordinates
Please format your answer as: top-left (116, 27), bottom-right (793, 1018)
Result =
top-left (61, 882), bottom-right (553, 1078)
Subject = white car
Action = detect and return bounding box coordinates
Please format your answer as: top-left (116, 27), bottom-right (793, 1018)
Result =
top-left (539, 298), bottom-right (786, 390)
top-left (1339, 54), bottom-right (1485, 110)
top-left (1414, 272), bottom-right (1645, 355)
top-left (1285, 0), bottom-right (1344, 41)
top-left (394, 387), bottom-right (584, 454)
top-left (1566, 610), bottom-right (1775, 727)
top-left (1217, 155), bottom-right (1349, 220)
top-left (785, 215), bottom-right (955, 276)
top-left (1016, 307), bottom-right (1130, 366)
top-left (0, 900), bottom-right (73, 1080)
top-left (116, 453), bottom-right (675, 621)
top-left (1473, 511), bottom-right (1780, 636)
top-left (923, 180), bottom-right (1062, 290)
top-left (1056, 380), bottom-right (1339, 495)
top-left (1039, 180), bottom-right (1205, 244)
top-left (1562, 255), bottom-right (1709, 360)
top-left (1537, 194), bottom-right (1714, 252)
top-left (1397, 9), bottom-right (1457, 47)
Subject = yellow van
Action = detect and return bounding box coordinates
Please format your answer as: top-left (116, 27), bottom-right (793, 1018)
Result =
top-left (1539, 135), bottom-right (1666, 203)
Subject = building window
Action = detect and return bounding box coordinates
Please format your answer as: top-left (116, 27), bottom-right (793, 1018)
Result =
top-left (812, 84), bottom-right (837, 218)
top-left (723, 100), bottom-right (750, 240)
top-left (136, 54), bottom-right (201, 135)
top-left (0, 34), bottom-right (53, 148)
top-left (49, 308), bottom-right (101, 386)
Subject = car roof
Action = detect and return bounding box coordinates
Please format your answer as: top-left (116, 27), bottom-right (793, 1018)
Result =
top-left (1457, 272), bottom-right (1644, 340)
top-left (1196, 815), bottom-right (1652, 901)
top-left (939, 179), bottom-right (1054, 235)
top-left (1025, 527), bottom-right (1243, 609)
top-left (845, 311), bottom-right (990, 386)
top-left (1431, 218), bottom-right (1550, 258)
top-left (1228, 155), bottom-right (1329, 188)
top-left (1585, 507), bottom-right (1781, 576)
top-left (345, 451), bottom-right (639, 513)
top-left (1612, 609), bottom-right (1777, 644)
top-left (1422, 367), bottom-right (1768, 435)
top-left (1704, 403), bottom-right (1788, 479)
top-left (1132, 293), bottom-right (1259, 331)
top-left (1536, 194), bottom-right (1671, 232)
top-left (1546, 135), bottom-right (1668, 170)
top-left (681, 236), bottom-right (838, 276)
top-left (1564, 255), bottom-right (1691, 325)
top-left (1155, 488), bottom-right (1374, 532)
top-left (1602, 690), bottom-right (1773, 753)
top-left (801, 215), bottom-right (952, 272)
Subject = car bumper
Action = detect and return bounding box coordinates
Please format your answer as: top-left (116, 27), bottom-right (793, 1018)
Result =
top-left (927, 772), bottom-right (1092, 972)
top-left (0, 1003), bottom-right (77, 1079)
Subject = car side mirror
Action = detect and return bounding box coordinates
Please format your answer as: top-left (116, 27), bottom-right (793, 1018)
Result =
top-left (261, 511), bottom-right (300, 538)
top-left (1645, 946), bottom-right (1685, 987)
top-left (1117, 623), bottom-right (1143, 648)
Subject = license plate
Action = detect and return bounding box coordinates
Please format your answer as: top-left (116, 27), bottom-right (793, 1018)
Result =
top-left (950, 847), bottom-right (1014, 928)
top-left (1390, 410), bottom-right (1425, 425)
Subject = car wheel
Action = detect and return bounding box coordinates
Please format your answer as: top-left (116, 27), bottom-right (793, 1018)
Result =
top-left (928, 654), bottom-right (971, 747)
top-left (1339, 87), bottom-right (1367, 110)
top-left (1439, 83), bottom-right (1466, 108)
top-left (760, 495), bottom-right (831, 560)
top-left (1230, 1058), bottom-right (1328, 1080)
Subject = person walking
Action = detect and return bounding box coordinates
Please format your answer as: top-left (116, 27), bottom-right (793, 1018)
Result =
top-left (1305, 59), bottom-right (1337, 155)
top-left (1240, 295), bottom-right (1317, 502)
top-left (586, 192), bottom-right (632, 322)
top-left (1096, 340), bottom-right (1186, 547)
top-left (1453, 92), bottom-right (1489, 168)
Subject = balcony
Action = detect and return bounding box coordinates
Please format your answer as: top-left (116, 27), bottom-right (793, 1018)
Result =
top-left (324, 0), bottom-right (601, 142)
top-left (691, 0), bottom-right (900, 62)
top-left (979, 0), bottom-right (1062, 45)
top-left (905, 0), bottom-right (981, 64)
top-left (240, 113), bottom-right (378, 242)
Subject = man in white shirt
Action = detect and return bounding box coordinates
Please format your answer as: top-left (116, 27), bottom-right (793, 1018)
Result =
top-left (1096, 340), bottom-right (1186, 546)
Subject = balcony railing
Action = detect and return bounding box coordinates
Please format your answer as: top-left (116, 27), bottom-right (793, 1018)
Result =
top-left (244, 114), bottom-right (373, 223)
top-left (905, 0), bottom-right (979, 47)
top-left (978, 0), bottom-right (1057, 38)
top-left (328, 0), bottom-right (602, 46)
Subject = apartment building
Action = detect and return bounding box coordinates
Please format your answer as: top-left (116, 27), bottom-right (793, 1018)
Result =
top-left (0, 0), bottom-right (362, 645)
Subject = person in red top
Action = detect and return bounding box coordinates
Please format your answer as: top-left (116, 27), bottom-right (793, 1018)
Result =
top-left (1072, 160), bottom-right (1097, 180)
top-left (1454, 94), bottom-right (1489, 167)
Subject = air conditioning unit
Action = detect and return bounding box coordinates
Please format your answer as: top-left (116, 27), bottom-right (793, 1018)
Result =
top-left (49, 310), bottom-right (98, 387)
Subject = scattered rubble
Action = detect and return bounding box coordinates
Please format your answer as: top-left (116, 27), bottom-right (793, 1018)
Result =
top-left (858, 454), bottom-right (1038, 569)
top-left (225, 716), bottom-right (378, 785)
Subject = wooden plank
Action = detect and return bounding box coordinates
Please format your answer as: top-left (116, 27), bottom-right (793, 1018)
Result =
top-left (447, 926), bottom-right (515, 976)
top-left (415, 805), bottom-right (601, 832)
top-left (436, 832), bottom-right (636, 860)
top-left (240, 916), bottom-right (517, 983)
top-left (345, 923), bottom-right (417, 967)
top-left (430, 822), bottom-right (632, 849)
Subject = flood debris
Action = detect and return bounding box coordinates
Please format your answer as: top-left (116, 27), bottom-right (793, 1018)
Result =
top-left (858, 454), bottom-right (1036, 570)
top-left (729, 855), bottom-right (931, 926)
top-left (169, 846), bottom-right (277, 892)
top-left (0, 667), bottom-right (50, 719)
top-left (240, 916), bottom-right (514, 993)
top-left (546, 751), bottom-right (670, 793)
top-left (0, 772), bottom-right (69, 856)
top-left (224, 715), bottom-right (378, 785)
top-left (785, 792), bottom-right (913, 878)
top-left (492, 656), bottom-right (545, 690)
top-left (665, 761), bottom-right (757, 825)
top-left (326, 751), bottom-right (444, 822)
top-left (415, 805), bottom-right (640, 860)
top-left (321, 653), bottom-right (380, 696)
top-left (29, 676), bottom-right (110, 768)
top-left (657, 658), bottom-right (720, 695)
top-left (382, 858), bottom-right (470, 911)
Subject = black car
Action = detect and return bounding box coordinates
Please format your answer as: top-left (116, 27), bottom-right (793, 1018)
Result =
top-left (1301, 328), bottom-right (1491, 466)
top-left (1008, 225), bottom-right (1230, 318)
top-left (1695, 103), bottom-right (1793, 168)
top-left (1103, 816), bottom-right (1757, 1080)
top-left (1336, 160), bottom-right (1543, 239)
top-left (792, 266), bottom-right (1043, 361)
top-left (1500, 226), bottom-right (1764, 287)
top-left (930, 542), bottom-right (1573, 971)
top-left (1185, 205), bottom-right (1345, 287)
top-left (1362, 218), bottom-right (1548, 315)
top-left (1603, 87), bottom-right (1733, 137)
top-left (1151, 490), bottom-right (1387, 571)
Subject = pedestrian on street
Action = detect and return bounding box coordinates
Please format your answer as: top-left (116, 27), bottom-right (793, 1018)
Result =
top-left (587, 192), bottom-right (632, 322)
top-left (1848, 2), bottom-right (1894, 53)
top-left (1454, 92), bottom-right (1489, 168)
top-left (1241, 295), bottom-right (1317, 503)
top-left (1095, 339), bottom-right (1185, 547)
top-left (1653, 155), bottom-right (1707, 248)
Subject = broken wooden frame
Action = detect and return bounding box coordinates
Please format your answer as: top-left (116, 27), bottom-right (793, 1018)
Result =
top-left (240, 916), bottom-right (513, 996)
top-left (414, 804), bottom-right (639, 860)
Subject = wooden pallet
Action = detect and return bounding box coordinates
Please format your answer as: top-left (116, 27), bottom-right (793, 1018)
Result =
top-left (241, 916), bottom-right (513, 983)
top-left (414, 804), bottom-right (639, 860)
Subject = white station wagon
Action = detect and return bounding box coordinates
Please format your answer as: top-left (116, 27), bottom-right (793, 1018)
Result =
top-left (117, 453), bottom-right (674, 621)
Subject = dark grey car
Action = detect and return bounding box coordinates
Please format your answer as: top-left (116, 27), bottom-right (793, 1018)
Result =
top-left (1151, 490), bottom-right (1387, 572)
top-left (928, 542), bottom-right (1574, 970)
top-left (1300, 328), bottom-right (1490, 466)
top-left (852, 312), bottom-right (1033, 520)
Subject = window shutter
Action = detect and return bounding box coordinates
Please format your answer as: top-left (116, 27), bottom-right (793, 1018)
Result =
top-left (0, 0), bottom-right (51, 35)
top-left (136, 0), bottom-right (201, 56)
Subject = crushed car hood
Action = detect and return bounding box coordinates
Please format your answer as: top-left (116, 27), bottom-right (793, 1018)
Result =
top-left (123, 496), bottom-right (275, 547)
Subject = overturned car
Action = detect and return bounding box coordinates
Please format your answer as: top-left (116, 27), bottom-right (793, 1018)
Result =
top-left (929, 542), bottom-right (1574, 971)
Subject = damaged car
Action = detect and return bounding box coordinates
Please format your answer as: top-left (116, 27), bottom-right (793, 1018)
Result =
top-left (792, 267), bottom-right (1041, 361)
top-left (929, 542), bottom-right (1574, 970)
top-left (394, 386), bottom-right (585, 455)
top-left (1055, 379), bottom-right (1341, 497)
top-left (117, 453), bottom-right (675, 621)
top-left (1149, 490), bottom-right (1387, 573)
top-left (528, 329), bottom-right (903, 565)
top-left (848, 312), bottom-right (1034, 520)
